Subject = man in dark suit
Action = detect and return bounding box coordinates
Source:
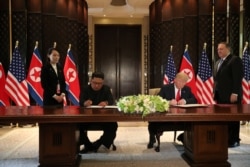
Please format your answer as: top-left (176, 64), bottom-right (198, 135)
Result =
top-left (147, 72), bottom-right (197, 149)
top-left (78, 71), bottom-right (117, 153)
top-left (214, 42), bottom-right (243, 147)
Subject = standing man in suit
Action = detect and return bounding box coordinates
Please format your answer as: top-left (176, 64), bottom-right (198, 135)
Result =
top-left (78, 71), bottom-right (118, 153)
top-left (147, 72), bottom-right (197, 148)
top-left (214, 42), bottom-right (243, 147)
top-left (41, 48), bottom-right (66, 106)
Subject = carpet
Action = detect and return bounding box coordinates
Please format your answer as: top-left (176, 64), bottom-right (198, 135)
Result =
top-left (0, 125), bottom-right (250, 167)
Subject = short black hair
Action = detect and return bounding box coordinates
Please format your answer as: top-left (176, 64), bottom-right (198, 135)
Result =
top-left (47, 47), bottom-right (59, 55)
top-left (92, 71), bottom-right (104, 79)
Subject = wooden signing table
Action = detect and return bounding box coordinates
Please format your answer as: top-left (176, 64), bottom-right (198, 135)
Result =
top-left (1, 104), bottom-right (250, 167)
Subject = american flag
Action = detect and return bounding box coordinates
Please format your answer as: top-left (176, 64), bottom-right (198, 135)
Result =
top-left (196, 49), bottom-right (215, 104)
top-left (26, 44), bottom-right (44, 106)
top-left (163, 51), bottom-right (176, 85)
top-left (242, 45), bottom-right (250, 104)
top-left (5, 45), bottom-right (30, 106)
top-left (63, 47), bottom-right (80, 105)
top-left (179, 47), bottom-right (198, 101)
top-left (0, 62), bottom-right (10, 106)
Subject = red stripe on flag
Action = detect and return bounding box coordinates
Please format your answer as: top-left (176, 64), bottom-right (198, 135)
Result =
top-left (5, 72), bottom-right (29, 106)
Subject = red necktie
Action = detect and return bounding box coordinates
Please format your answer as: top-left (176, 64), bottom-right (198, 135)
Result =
top-left (176, 89), bottom-right (181, 101)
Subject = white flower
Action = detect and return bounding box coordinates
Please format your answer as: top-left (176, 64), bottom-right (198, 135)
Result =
top-left (117, 94), bottom-right (169, 118)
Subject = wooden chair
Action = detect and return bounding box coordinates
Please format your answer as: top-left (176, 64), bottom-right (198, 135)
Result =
top-left (148, 88), bottom-right (185, 152)
top-left (154, 122), bottom-right (186, 152)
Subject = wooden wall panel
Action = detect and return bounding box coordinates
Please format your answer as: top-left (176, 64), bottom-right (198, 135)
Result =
top-left (243, 0), bottom-right (250, 43)
top-left (27, 0), bottom-right (41, 12)
top-left (161, 0), bottom-right (174, 84)
top-left (155, 0), bottom-right (163, 23)
top-left (12, 0), bottom-right (27, 65)
top-left (184, 0), bottom-right (198, 73)
top-left (42, 0), bottom-right (57, 60)
top-left (149, 24), bottom-right (162, 88)
top-left (83, 0), bottom-right (88, 26)
top-left (149, 1), bottom-right (156, 25)
top-left (149, 1), bottom-right (163, 88)
top-left (42, 0), bottom-right (56, 14)
top-left (56, 0), bottom-right (68, 17)
top-left (171, 0), bottom-right (184, 71)
top-left (162, 0), bottom-right (172, 21)
top-left (229, 0), bottom-right (240, 56)
top-left (27, 0), bottom-right (42, 66)
top-left (0, 0), bottom-right (10, 72)
top-left (68, 0), bottom-right (78, 19)
top-left (214, 0), bottom-right (227, 61)
top-left (198, 0), bottom-right (212, 66)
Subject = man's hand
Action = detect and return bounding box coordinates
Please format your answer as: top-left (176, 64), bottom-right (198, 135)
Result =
top-left (98, 101), bottom-right (108, 107)
top-left (84, 100), bottom-right (92, 107)
top-left (230, 94), bottom-right (238, 103)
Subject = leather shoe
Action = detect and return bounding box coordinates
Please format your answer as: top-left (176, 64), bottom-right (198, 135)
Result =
top-left (147, 142), bottom-right (154, 149)
top-left (228, 141), bottom-right (240, 148)
top-left (177, 133), bottom-right (184, 144)
top-left (92, 140), bottom-right (102, 152)
top-left (79, 145), bottom-right (95, 154)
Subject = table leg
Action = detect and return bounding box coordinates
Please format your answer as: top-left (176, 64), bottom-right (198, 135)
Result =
top-left (182, 122), bottom-right (230, 167)
top-left (38, 123), bottom-right (81, 167)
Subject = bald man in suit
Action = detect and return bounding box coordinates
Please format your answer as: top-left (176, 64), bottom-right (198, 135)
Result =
top-left (214, 42), bottom-right (243, 147)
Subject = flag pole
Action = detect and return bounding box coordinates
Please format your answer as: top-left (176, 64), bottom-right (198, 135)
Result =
top-left (67, 43), bottom-right (72, 106)
top-left (170, 45), bottom-right (173, 53)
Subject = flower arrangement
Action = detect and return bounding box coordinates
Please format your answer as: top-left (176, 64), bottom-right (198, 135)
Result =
top-left (117, 94), bottom-right (169, 117)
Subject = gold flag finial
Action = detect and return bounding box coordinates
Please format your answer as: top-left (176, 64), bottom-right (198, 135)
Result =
top-left (35, 41), bottom-right (38, 49)
top-left (185, 44), bottom-right (188, 51)
top-left (68, 44), bottom-right (71, 50)
top-left (245, 41), bottom-right (248, 48)
top-left (203, 43), bottom-right (207, 50)
top-left (53, 42), bottom-right (57, 48)
top-left (15, 41), bottom-right (19, 48)
top-left (170, 45), bottom-right (173, 52)
top-left (243, 41), bottom-right (249, 52)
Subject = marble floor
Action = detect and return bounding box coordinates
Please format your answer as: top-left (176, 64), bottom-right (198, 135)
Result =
top-left (0, 122), bottom-right (250, 167)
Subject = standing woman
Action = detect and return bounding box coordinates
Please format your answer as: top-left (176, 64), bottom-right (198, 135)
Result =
top-left (41, 48), bottom-right (66, 106)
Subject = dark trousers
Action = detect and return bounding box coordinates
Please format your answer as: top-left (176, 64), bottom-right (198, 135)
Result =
top-left (148, 122), bottom-right (167, 143)
top-left (214, 91), bottom-right (241, 144)
top-left (79, 122), bottom-right (118, 149)
top-left (228, 121), bottom-right (240, 144)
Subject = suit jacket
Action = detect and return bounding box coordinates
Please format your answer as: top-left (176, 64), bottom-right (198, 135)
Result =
top-left (79, 84), bottom-right (114, 106)
top-left (214, 54), bottom-right (243, 103)
top-left (41, 63), bottom-right (66, 106)
top-left (158, 83), bottom-right (197, 104)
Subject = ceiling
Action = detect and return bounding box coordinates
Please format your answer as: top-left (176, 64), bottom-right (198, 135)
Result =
top-left (86, 0), bottom-right (154, 18)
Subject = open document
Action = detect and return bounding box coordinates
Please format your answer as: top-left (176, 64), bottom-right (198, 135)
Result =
top-left (86, 105), bottom-right (118, 109)
top-left (172, 104), bottom-right (209, 108)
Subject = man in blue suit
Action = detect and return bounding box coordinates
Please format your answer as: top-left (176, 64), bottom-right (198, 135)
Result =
top-left (147, 72), bottom-right (197, 149)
